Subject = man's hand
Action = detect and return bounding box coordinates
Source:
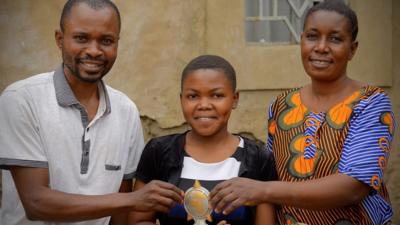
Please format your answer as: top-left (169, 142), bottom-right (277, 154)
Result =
top-left (132, 180), bottom-right (184, 213)
top-left (209, 177), bottom-right (265, 215)
top-left (216, 220), bottom-right (230, 225)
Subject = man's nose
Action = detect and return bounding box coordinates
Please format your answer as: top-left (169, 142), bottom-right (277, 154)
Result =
top-left (86, 41), bottom-right (103, 58)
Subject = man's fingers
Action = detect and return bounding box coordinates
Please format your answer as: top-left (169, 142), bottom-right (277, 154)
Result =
top-left (150, 180), bottom-right (184, 203)
top-left (152, 202), bottom-right (171, 213)
top-left (156, 195), bottom-right (178, 209)
top-left (161, 187), bottom-right (184, 203)
top-left (156, 181), bottom-right (183, 196)
top-left (216, 220), bottom-right (230, 225)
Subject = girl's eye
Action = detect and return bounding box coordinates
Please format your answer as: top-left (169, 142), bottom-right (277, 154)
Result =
top-left (329, 36), bottom-right (342, 43)
top-left (212, 93), bottom-right (224, 98)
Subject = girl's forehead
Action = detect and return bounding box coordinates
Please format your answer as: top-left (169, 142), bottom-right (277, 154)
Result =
top-left (184, 69), bottom-right (229, 82)
top-left (182, 69), bottom-right (234, 89)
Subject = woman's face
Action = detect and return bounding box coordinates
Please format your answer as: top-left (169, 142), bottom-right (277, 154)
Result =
top-left (301, 10), bottom-right (358, 82)
top-left (180, 69), bottom-right (238, 137)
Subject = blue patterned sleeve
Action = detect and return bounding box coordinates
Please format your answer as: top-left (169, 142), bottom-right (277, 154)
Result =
top-left (266, 101), bottom-right (276, 153)
top-left (338, 92), bottom-right (395, 190)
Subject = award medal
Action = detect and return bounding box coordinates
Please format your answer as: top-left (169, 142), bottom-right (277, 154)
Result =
top-left (184, 180), bottom-right (212, 225)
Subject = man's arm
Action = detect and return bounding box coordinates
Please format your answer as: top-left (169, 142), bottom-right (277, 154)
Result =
top-left (10, 166), bottom-right (183, 222)
top-left (128, 179), bottom-right (157, 225)
top-left (109, 180), bottom-right (133, 225)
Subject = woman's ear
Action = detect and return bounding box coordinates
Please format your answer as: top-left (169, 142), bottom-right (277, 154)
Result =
top-left (348, 40), bottom-right (358, 60)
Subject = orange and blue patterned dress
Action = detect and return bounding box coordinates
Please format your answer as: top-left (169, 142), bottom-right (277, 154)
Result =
top-left (267, 86), bottom-right (395, 225)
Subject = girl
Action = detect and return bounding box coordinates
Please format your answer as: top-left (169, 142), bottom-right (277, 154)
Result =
top-left (129, 55), bottom-right (276, 225)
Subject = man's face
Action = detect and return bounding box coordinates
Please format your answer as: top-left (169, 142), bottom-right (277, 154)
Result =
top-left (56, 3), bottom-right (120, 83)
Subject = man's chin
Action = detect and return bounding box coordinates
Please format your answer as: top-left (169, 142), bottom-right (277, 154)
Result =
top-left (78, 69), bottom-right (107, 83)
top-left (76, 73), bottom-right (104, 83)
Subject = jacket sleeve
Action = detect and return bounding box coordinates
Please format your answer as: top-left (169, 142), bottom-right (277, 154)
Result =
top-left (259, 147), bottom-right (278, 181)
top-left (134, 138), bottom-right (160, 183)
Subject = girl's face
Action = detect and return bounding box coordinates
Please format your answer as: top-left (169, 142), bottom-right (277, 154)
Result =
top-left (180, 69), bottom-right (238, 137)
top-left (301, 10), bottom-right (358, 82)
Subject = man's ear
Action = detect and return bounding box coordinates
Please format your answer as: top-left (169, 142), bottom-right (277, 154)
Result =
top-left (55, 29), bottom-right (63, 50)
top-left (348, 40), bottom-right (358, 60)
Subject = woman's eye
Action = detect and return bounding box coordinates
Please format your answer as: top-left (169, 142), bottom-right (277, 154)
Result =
top-left (306, 33), bottom-right (318, 40)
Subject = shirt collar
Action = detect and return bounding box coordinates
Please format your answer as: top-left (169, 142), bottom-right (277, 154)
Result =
top-left (53, 65), bottom-right (111, 115)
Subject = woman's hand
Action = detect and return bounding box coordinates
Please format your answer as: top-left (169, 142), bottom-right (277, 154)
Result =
top-left (209, 177), bottom-right (266, 215)
top-left (216, 220), bottom-right (230, 225)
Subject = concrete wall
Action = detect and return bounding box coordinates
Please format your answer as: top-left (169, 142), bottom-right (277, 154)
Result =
top-left (388, 0), bottom-right (400, 223)
top-left (0, 0), bottom-right (398, 222)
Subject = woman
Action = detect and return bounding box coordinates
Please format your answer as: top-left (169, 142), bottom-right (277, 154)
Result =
top-left (209, 1), bottom-right (395, 224)
top-left (129, 55), bottom-right (277, 225)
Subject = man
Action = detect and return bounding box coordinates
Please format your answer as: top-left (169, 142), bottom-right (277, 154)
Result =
top-left (0, 1), bottom-right (182, 225)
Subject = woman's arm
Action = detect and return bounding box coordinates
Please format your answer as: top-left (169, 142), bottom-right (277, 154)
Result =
top-left (262, 173), bottom-right (369, 209)
top-left (209, 173), bottom-right (369, 215)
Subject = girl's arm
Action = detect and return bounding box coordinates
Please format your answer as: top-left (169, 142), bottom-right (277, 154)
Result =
top-left (255, 203), bottom-right (275, 225)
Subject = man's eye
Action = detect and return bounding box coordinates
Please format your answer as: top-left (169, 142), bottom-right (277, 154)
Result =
top-left (102, 39), bottom-right (114, 45)
top-left (187, 94), bottom-right (197, 99)
top-left (74, 36), bottom-right (87, 42)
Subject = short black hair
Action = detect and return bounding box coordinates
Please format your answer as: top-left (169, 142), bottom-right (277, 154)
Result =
top-left (181, 55), bottom-right (237, 91)
top-left (304, 0), bottom-right (358, 41)
top-left (60, 0), bottom-right (121, 32)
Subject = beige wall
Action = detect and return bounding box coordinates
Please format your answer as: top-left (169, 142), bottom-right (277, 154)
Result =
top-left (388, 0), bottom-right (400, 223)
top-left (0, 0), bottom-right (398, 222)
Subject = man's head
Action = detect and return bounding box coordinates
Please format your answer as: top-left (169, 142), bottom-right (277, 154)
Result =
top-left (56, 0), bottom-right (121, 83)
top-left (60, 0), bottom-right (121, 33)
